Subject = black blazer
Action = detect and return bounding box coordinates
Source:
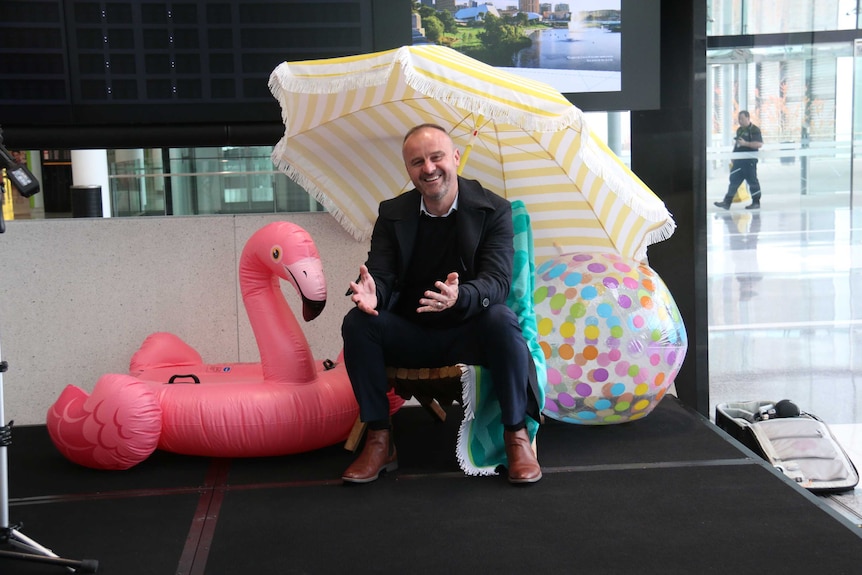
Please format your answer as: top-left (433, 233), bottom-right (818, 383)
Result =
top-left (365, 176), bottom-right (514, 322)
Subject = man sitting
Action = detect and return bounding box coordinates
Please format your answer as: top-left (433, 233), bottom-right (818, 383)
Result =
top-left (341, 123), bottom-right (541, 485)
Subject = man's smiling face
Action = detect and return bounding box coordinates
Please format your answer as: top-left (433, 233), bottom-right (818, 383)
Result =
top-left (402, 126), bottom-right (461, 211)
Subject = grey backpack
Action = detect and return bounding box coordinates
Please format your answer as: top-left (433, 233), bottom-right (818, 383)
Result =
top-left (715, 400), bottom-right (859, 494)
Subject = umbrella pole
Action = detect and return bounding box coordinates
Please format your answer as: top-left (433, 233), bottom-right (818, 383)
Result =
top-left (457, 116), bottom-right (483, 175)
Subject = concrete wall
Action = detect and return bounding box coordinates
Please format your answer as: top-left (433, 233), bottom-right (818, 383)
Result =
top-left (0, 214), bottom-right (369, 425)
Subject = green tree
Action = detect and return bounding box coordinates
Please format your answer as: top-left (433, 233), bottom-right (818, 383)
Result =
top-left (417, 4), bottom-right (435, 20)
top-left (514, 12), bottom-right (528, 26)
top-left (479, 14), bottom-right (522, 47)
top-left (437, 10), bottom-right (458, 34)
top-left (472, 14), bottom-right (531, 66)
top-left (424, 16), bottom-right (444, 43)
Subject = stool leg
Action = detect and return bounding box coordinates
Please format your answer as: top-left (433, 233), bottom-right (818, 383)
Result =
top-left (344, 418), bottom-right (368, 452)
top-left (416, 395), bottom-right (447, 422)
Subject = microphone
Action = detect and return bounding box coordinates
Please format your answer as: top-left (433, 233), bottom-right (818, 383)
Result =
top-left (774, 399), bottom-right (800, 418)
top-left (756, 399), bottom-right (800, 421)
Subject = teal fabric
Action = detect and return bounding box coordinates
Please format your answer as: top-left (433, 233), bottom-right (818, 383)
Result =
top-left (456, 200), bottom-right (546, 475)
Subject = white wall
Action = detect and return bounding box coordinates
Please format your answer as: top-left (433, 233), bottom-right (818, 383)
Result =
top-left (0, 213), bottom-right (369, 425)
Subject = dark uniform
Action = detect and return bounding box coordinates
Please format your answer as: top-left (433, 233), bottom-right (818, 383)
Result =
top-left (721, 122), bottom-right (763, 207)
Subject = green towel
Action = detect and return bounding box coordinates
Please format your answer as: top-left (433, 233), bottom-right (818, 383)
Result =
top-left (456, 200), bottom-right (546, 475)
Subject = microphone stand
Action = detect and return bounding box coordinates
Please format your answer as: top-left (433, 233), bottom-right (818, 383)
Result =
top-left (0, 136), bottom-right (99, 571)
top-left (0, 346), bottom-right (99, 573)
top-left (0, 343), bottom-right (98, 571)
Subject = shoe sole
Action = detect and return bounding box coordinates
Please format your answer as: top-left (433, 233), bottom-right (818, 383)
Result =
top-left (508, 471), bottom-right (542, 484)
top-left (342, 461), bottom-right (398, 484)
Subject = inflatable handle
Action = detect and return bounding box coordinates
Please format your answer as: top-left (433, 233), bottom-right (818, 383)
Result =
top-left (168, 374), bottom-right (201, 384)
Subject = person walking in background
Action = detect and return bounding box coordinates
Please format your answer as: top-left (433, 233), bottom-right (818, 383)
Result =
top-left (714, 110), bottom-right (763, 210)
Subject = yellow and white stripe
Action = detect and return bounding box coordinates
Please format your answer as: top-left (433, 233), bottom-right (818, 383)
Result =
top-left (270, 45), bottom-right (675, 262)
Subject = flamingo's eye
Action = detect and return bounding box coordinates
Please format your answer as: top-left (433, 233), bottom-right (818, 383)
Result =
top-left (271, 246), bottom-right (282, 261)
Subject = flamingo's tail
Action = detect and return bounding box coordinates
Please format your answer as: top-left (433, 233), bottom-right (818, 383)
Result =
top-left (130, 332), bottom-right (203, 373)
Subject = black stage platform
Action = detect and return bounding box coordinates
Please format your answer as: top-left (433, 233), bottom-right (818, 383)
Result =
top-left (3, 396), bottom-right (861, 574)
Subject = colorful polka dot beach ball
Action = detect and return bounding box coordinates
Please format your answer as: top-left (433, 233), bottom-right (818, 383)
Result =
top-left (534, 252), bottom-right (687, 424)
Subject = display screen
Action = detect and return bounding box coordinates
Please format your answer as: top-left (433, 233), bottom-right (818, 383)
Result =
top-left (414, 0), bottom-right (658, 112)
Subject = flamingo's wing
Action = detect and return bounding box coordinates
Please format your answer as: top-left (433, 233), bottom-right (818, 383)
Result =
top-left (46, 374), bottom-right (162, 470)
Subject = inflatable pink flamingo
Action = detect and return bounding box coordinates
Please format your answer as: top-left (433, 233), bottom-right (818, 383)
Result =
top-left (47, 222), bottom-right (400, 470)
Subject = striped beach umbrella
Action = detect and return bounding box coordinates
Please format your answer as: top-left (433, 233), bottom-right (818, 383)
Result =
top-left (269, 44), bottom-right (674, 263)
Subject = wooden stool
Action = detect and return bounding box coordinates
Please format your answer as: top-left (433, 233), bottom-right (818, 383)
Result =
top-left (343, 364), bottom-right (463, 452)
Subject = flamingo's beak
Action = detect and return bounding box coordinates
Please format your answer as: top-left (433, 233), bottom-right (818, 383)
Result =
top-left (302, 297), bottom-right (326, 322)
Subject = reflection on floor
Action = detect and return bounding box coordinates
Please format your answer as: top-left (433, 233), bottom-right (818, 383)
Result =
top-left (707, 195), bottom-right (862, 526)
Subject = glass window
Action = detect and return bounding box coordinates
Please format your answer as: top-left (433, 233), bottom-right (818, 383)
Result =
top-left (107, 146), bottom-right (322, 217)
top-left (707, 41), bottom-right (854, 205)
top-left (708, 0), bottom-right (859, 36)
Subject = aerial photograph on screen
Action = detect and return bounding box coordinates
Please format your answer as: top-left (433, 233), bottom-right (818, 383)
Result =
top-left (411, 1), bottom-right (621, 94)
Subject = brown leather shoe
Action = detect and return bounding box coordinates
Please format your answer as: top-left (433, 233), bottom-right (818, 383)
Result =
top-left (342, 428), bottom-right (398, 484)
top-left (504, 428), bottom-right (542, 484)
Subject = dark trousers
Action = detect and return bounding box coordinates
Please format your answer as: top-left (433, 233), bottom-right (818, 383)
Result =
top-left (342, 304), bottom-right (530, 427)
top-left (723, 159), bottom-right (761, 203)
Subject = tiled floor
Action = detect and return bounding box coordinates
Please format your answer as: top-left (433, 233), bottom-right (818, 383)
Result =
top-left (706, 182), bottom-right (862, 526)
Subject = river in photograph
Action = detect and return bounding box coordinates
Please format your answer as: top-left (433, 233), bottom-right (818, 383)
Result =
top-left (514, 26), bottom-right (621, 72)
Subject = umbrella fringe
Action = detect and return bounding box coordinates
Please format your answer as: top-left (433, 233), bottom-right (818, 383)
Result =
top-left (643, 219), bottom-right (677, 252)
top-left (626, 217), bottom-right (677, 262)
top-left (269, 61), bottom-right (391, 98)
top-left (392, 48), bottom-right (582, 134)
top-left (270, 142), bottom-right (371, 242)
